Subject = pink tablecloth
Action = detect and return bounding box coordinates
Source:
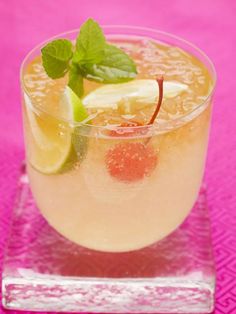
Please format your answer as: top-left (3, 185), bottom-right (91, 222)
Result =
top-left (0, 0), bottom-right (236, 313)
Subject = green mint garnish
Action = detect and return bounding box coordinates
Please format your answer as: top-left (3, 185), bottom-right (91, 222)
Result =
top-left (76, 18), bottom-right (105, 64)
top-left (68, 64), bottom-right (84, 97)
top-left (81, 44), bottom-right (137, 83)
top-left (41, 39), bottom-right (73, 79)
top-left (41, 18), bottom-right (137, 98)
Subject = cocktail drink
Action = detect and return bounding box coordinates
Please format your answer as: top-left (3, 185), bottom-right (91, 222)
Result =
top-left (21, 21), bottom-right (215, 252)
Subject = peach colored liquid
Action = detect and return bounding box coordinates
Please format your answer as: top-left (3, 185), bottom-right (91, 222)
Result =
top-left (22, 38), bottom-right (213, 252)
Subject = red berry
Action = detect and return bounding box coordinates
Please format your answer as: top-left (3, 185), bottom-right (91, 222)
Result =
top-left (105, 77), bottom-right (163, 183)
top-left (106, 142), bottom-right (158, 183)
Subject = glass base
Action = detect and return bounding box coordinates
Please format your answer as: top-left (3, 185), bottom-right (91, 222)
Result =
top-left (2, 170), bottom-right (215, 313)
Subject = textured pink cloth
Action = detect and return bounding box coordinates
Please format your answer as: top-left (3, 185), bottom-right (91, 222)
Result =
top-left (0, 0), bottom-right (236, 313)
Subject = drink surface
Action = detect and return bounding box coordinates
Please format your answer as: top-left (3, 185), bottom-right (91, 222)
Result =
top-left (23, 37), bottom-right (212, 126)
top-left (22, 36), bottom-right (213, 252)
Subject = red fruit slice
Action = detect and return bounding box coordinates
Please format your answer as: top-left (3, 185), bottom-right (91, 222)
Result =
top-left (106, 142), bottom-right (158, 183)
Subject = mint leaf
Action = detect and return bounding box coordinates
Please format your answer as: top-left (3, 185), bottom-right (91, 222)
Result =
top-left (81, 44), bottom-right (137, 83)
top-left (76, 18), bottom-right (105, 64)
top-left (41, 39), bottom-right (73, 79)
top-left (72, 49), bottom-right (84, 64)
top-left (68, 65), bottom-right (83, 97)
top-left (41, 18), bottom-right (138, 100)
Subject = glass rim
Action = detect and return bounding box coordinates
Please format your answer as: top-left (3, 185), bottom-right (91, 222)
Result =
top-left (20, 25), bottom-right (217, 134)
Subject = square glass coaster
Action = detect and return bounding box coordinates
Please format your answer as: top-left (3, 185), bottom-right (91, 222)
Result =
top-left (2, 170), bottom-right (215, 313)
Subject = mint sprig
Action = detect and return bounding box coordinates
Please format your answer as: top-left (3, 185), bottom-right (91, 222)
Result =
top-left (68, 64), bottom-right (84, 97)
top-left (81, 44), bottom-right (137, 83)
top-left (41, 39), bottom-right (73, 79)
top-left (76, 18), bottom-right (105, 64)
top-left (41, 18), bottom-right (137, 97)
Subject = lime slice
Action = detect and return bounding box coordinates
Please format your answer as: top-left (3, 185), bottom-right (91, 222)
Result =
top-left (24, 86), bottom-right (88, 174)
top-left (82, 79), bottom-right (188, 109)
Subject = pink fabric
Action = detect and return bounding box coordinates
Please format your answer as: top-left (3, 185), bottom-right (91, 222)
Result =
top-left (0, 0), bottom-right (235, 313)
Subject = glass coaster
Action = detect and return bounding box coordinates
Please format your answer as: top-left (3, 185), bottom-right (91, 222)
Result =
top-left (2, 169), bottom-right (215, 313)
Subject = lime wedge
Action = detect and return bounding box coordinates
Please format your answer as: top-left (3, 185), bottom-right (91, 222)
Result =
top-left (24, 86), bottom-right (88, 174)
top-left (82, 79), bottom-right (188, 109)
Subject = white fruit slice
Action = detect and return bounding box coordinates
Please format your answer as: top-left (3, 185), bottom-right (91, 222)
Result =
top-left (83, 79), bottom-right (188, 109)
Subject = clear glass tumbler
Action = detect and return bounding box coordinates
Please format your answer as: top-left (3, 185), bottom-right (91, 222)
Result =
top-left (20, 27), bottom-right (216, 253)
